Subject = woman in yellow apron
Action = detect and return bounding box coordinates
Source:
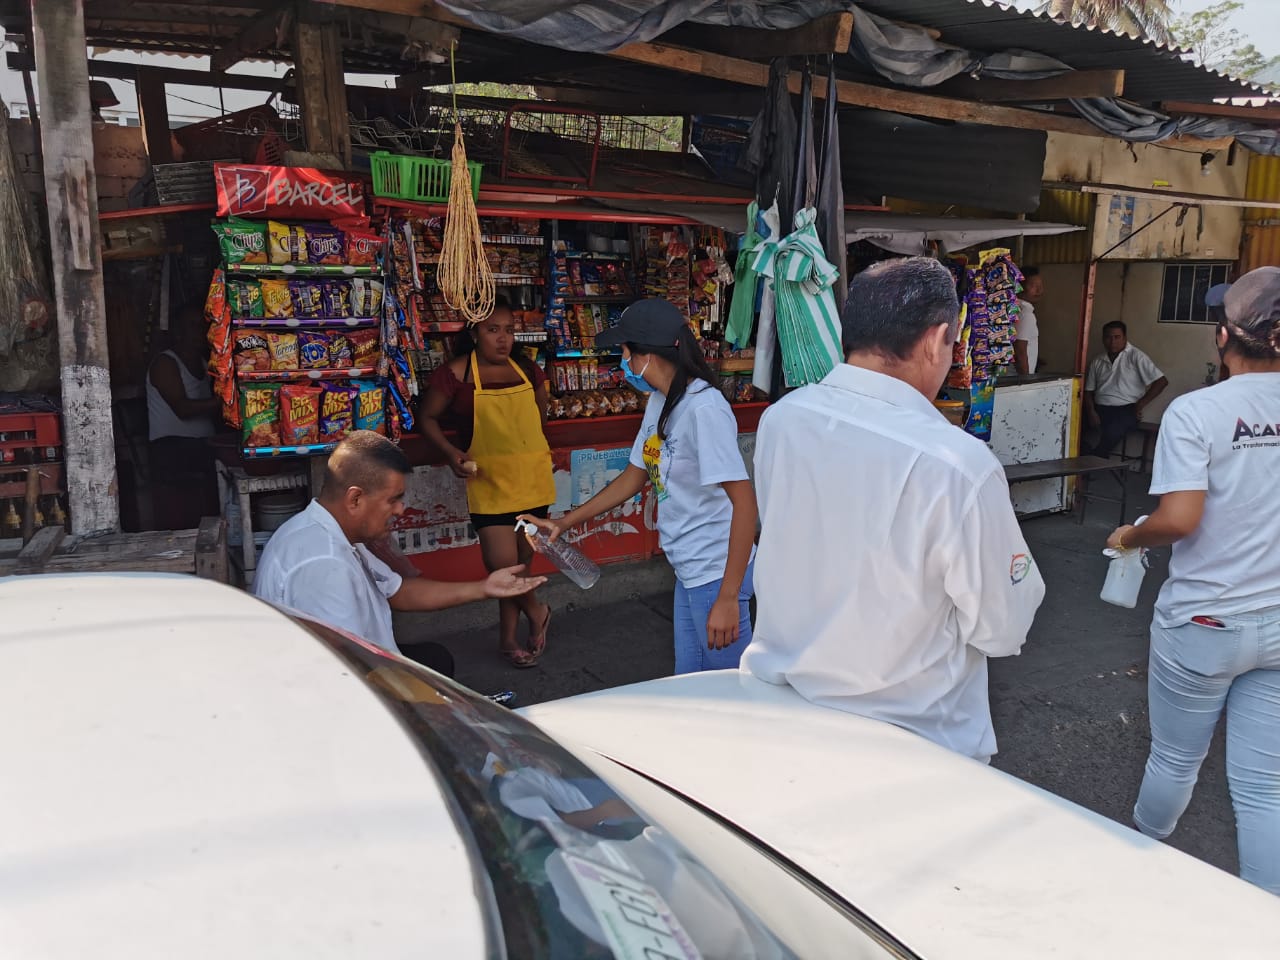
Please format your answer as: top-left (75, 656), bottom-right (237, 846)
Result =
top-left (419, 301), bottom-right (556, 667)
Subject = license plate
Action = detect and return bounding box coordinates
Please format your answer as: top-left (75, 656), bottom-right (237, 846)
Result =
top-left (563, 854), bottom-right (702, 960)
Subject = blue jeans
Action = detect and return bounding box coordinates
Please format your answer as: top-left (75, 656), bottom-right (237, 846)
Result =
top-left (672, 561), bottom-right (754, 675)
top-left (1134, 608), bottom-right (1280, 895)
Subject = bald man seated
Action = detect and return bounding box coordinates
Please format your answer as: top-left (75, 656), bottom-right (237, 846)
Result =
top-left (254, 430), bottom-right (545, 677)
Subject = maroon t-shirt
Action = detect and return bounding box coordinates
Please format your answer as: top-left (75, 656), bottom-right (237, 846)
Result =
top-left (428, 358), bottom-right (546, 451)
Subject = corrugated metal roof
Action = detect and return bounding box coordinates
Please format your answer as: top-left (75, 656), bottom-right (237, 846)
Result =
top-left (852, 0), bottom-right (1264, 103)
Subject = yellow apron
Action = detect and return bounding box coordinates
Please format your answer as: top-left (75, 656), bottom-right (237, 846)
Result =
top-left (466, 352), bottom-right (556, 515)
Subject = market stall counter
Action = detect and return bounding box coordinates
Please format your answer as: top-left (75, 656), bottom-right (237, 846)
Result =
top-left (394, 402), bottom-right (767, 581)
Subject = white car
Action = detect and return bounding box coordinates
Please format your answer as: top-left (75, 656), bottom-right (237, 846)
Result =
top-left (1, 574), bottom-right (1276, 959)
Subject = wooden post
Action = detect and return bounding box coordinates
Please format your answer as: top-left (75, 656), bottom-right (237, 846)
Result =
top-left (31, 0), bottom-right (120, 536)
top-left (293, 16), bottom-right (351, 167)
top-left (136, 68), bottom-right (174, 165)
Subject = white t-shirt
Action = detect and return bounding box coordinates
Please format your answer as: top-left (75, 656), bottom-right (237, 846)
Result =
top-left (741, 364), bottom-right (1045, 763)
top-left (1015, 300), bottom-right (1039, 374)
top-left (1085, 344), bottom-right (1163, 407)
top-left (628, 381), bottom-right (749, 588)
top-left (254, 500), bottom-right (404, 653)
top-left (1150, 372), bottom-right (1280, 628)
top-left (146, 350), bottom-right (216, 441)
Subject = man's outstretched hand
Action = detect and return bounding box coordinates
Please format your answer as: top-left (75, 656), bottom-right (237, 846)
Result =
top-left (484, 565), bottom-right (547, 598)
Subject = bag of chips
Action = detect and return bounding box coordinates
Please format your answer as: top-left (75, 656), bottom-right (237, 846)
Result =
top-left (347, 329), bottom-right (380, 368)
top-left (320, 384), bottom-right (357, 440)
top-left (213, 217), bottom-right (269, 265)
top-left (304, 223), bottom-right (346, 265)
top-left (298, 331), bottom-right (330, 370)
top-left (345, 228), bottom-right (385, 267)
top-left (265, 332), bottom-right (299, 370)
top-left (259, 278), bottom-right (294, 319)
top-left (268, 220), bottom-right (307, 265)
top-left (280, 384), bottom-right (322, 445)
top-left (353, 380), bottom-right (386, 433)
top-left (321, 280), bottom-right (352, 318)
top-left (240, 384), bottom-right (281, 447)
top-left (227, 279), bottom-right (264, 319)
top-left (232, 331), bottom-right (271, 373)
top-left (351, 278), bottom-right (384, 316)
top-left (328, 333), bottom-right (354, 368)
top-left (289, 280), bottom-right (323, 318)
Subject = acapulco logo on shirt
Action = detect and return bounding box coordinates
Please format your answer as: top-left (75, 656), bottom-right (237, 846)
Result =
top-left (1232, 418), bottom-right (1280, 450)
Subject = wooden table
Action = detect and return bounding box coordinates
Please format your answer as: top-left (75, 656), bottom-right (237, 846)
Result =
top-left (1004, 456), bottom-right (1129, 525)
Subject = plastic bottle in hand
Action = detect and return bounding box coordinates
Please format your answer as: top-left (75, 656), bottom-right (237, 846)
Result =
top-left (515, 519), bottom-right (601, 590)
top-left (1101, 515), bottom-right (1150, 609)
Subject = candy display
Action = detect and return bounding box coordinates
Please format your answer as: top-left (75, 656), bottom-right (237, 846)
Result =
top-left (280, 384), bottom-right (322, 445)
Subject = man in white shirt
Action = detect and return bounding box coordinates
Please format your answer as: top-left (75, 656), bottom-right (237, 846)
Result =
top-left (1014, 266), bottom-right (1042, 376)
top-left (254, 431), bottom-right (544, 675)
top-left (743, 257), bottom-right (1045, 763)
top-left (1084, 321), bottom-right (1168, 457)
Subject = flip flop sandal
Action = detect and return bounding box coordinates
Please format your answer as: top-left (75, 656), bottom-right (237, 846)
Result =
top-left (528, 606), bottom-right (552, 659)
top-left (500, 646), bottom-right (540, 669)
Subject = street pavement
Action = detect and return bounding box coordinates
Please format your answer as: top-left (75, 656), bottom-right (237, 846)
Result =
top-left (401, 473), bottom-right (1238, 879)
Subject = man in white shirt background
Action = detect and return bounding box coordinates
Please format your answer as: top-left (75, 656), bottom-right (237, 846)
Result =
top-left (1084, 320), bottom-right (1169, 458)
top-left (743, 257), bottom-right (1045, 763)
top-left (254, 431), bottom-right (544, 677)
top-left (1014, 265), bottom-right (1042, 376)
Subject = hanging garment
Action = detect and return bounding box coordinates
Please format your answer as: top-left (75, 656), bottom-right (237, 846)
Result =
top-left (815, 54), bottom-right (847, 310)
top-left (752, 207), bottom-right (843, 389)
top-left (743, 58), bottom-right (798, 232)
top-left (725, 201), bottom-right (762, 350)
top-left (750, 201), bottom-right (782, 395)
top-left (790, 61), bottom-right (817, 221)
top-left (465, 352), bottom-right (556, 515)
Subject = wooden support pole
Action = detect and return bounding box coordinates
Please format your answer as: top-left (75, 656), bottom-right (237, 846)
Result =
top-left (31, 0), bottom-right (120, 536)
top-left (136, 67), bottom-right (173, 165)
top-left (293, 17), bottom-right (351, 167)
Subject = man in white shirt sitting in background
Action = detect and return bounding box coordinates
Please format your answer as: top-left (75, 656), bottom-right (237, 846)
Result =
top-left (742, 257), bottom-right (1045, 763)
top-left (254, 431), bottom-right (544, 677)
top-left (1014, 265), bottom-right (1042, 376)
top-left (1084, 321), bottom-right (1168, 458)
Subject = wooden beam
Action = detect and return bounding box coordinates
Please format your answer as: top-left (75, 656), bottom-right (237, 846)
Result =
top-left (608, 41), bottom-right (1103, 137)
top-left (660, 12), bottom-right (854, 59)
top-left (79, 57), bottom-right (291, 93)
top-left (934, 69), bottom-right (1125, 103)
top-left (210, 5), bottom-right (290, 74)
top-left (31, 0), bottom-right (119, 536)
top-left (135, 67), bottom-right (173, 164)
top-left (292, 18), bottom-right (351, 166)
top-left (15, 526), bottom-right (66, 573)
top-left (195, 516), bottom-right (228, 583)
top-left (1162, 100), bottom-right (1280, 124)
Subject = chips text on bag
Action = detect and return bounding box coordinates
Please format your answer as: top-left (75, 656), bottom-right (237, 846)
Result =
top-left (345, 228), bottom-right (385, 267)
top-left (232, 331), bottom-right (271, 373)
top-left (240, 384), bottom-right (281, 447)
top-left (265, 332), bottom-right (299, 370)
top-left (213, 217), bottom-right (268, 265)
top-left (281, 384), bottom-right (322, 445)
top-left (268, 220), bottom-right (308, 265)
top-left (353, 380), bottom-right (386, 433)
top-left (304, 223), bottom-right (346, 265)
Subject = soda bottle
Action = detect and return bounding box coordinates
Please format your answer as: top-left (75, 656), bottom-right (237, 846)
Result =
top-left (515, 519), bottom-right (601, 590)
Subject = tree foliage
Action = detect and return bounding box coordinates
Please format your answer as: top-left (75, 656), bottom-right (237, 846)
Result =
top-left (1168, 1), bottom-right (1280, 84)
top-left (1040, 0), bottom-right (1174, 43)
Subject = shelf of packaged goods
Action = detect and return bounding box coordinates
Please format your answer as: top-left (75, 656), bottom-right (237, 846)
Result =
top-left (224, 263), bottom-right (378, 277)
top-left (492, 275), bottom-right (545, 285)
top-left (514, 332), bottom-right (548, 344)
top-left (231, 317), bottom-right (379, 329)
top-left (242, 443), bottom-right (339, 459)
top-left (559, 295), bottom-right (632, 304)
top-left (482, 235), bottom-right (544, 246)
top-left (237, 367), bottom-right (378, 383)
top-left (553, 347), bottom-right (622, 358)
top-left (421, 321), bottom-right (465, 334)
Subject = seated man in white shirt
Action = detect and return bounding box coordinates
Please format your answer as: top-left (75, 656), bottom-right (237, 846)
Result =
top-left (742, 257), bottom-right (1046, 763)
top-left (1014, 266), bottom-right (1042, 376)
top-left (1084, 321), bottom-right (1169, 457)
top-left (254, 431), bottom-right (545, 677)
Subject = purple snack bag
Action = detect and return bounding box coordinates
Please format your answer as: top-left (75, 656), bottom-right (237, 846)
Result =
top-left (305, 223), bottom-right (346, 265)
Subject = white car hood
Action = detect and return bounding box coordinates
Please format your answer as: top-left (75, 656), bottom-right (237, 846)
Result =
top-left (523, 670), bottom-right (1280, 960)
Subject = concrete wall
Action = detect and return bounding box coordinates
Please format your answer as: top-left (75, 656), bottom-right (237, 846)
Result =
top-left (8, 118), bottom-right (148, 212)
top-left (1087, 262), bottom-right (1220, 420)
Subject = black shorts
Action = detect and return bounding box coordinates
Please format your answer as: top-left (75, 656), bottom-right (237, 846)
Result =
top-left (470, 505), bottom-right (549, 531)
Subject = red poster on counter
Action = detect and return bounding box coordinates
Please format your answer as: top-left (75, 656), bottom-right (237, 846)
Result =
top-left (214, 163), bottom-right (366, 222)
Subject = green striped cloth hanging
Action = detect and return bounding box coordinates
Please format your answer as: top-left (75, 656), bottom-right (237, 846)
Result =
top-left (724, 201), bottom-right (761, 350)
top-left (751, 207), bottom-right (843, 388)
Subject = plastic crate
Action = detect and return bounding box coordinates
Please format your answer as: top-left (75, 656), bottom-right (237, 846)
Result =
top-left (370, 151), bottom-right (482, 203)
top-left (0, 411), bottom-right (61, 462)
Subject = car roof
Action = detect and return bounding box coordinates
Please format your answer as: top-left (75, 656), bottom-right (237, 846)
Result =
top-left (525, 670), bottom-right (1280, 960)
top-left (0, 574), bottom-right (485, 959)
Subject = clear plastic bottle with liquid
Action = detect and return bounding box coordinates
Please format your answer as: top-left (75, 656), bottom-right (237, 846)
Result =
top-left (1101, 515), bottom-right (1150, 609)
top-left (515, 519), bottom-right (601, 590)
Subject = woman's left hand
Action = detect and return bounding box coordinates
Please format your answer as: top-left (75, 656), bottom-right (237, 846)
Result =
top-left (706, 596), bottom-right (741, 650)
top-left (1107, 524), bottom-right (1137, 551)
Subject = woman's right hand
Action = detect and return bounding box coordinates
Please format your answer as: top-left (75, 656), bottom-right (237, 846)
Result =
top-left (517, 513), bottom-right (564, 543)
top-left (448, 449), bottom-right (478, 480)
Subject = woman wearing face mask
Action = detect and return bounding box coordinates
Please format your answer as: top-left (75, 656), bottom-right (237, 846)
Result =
top-left (1106, 267), bottom-right (1280, 895)
top-left (419, 299), bottom-right (555, 668)
top-left (521, 299), bottom-right (758, 674)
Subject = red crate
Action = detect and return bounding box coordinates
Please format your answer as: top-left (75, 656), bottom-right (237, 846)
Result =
top-left (0, 412), bottom-right (62, 463)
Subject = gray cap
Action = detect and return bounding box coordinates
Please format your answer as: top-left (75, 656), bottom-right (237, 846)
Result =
top-left (1223, 266), bottom-right (1280, 344)
top-left (1205, 283), bottom-right (1231, 308)
top-left (594, 298), bottom-right (688, 349)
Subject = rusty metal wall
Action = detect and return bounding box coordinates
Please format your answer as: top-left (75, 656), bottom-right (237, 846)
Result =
top-left (1242, 155), bottom-right (1280, 272)
top-left (1025, 189), bottom-right (1094, 264)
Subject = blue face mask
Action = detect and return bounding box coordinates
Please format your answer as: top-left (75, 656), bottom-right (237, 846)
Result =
top-left (621, 354), bottom-right (655, 392)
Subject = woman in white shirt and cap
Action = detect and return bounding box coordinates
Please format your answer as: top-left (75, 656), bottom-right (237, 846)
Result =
top-left (521, 299), bottom-right (758, 674)
top-left (1107, 267), bottom-right (1280, 896)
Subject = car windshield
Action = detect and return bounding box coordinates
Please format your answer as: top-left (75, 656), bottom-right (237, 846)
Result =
top-left (303, 618), bottom-right (798, 960)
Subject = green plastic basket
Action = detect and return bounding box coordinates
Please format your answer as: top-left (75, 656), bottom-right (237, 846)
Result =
top-left (369, 151), bottom-right (482, 204)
